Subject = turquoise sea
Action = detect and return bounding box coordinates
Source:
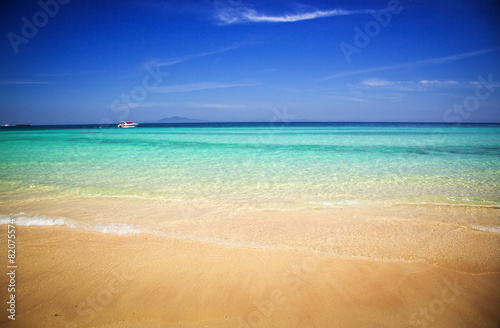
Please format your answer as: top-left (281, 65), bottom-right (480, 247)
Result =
top-left (1, 123), bottom-right (499, 210)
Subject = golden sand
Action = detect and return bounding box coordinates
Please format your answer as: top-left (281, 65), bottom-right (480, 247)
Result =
top-left (0, 197), bottom-right (499, 327)
top-left (0, 226), bottom-right (498, 327)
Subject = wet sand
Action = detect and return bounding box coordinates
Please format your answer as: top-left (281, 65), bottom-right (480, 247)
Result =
top-left (1, 196), bottom-right (500, 271)
top-left (1, 222), bottom-right (500, 327)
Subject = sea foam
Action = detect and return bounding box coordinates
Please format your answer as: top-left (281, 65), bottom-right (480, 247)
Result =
top-left (0, 214), bottom-right (143, 235)
top-left (471, 225), bottom-right (500, 234)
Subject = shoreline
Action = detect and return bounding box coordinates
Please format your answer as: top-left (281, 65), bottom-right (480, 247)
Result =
top-left (1, 196), bottom-right (499, 273)
top-left (0, 226), bottom-right (499, 327)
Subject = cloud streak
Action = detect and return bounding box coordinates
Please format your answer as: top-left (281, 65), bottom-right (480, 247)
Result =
top-left (153, 81), bottom-right (259, 93)
top-left (323, 48), bottom-right (499, 80)
top-left (419, 80), bottom-right (458, 85)
top-left (216, 6), bottom-right (374, 25)
top-left (191, 103), bottom-right (250, 109)
top-left (0, 80), bottom-right (52, 85)
top-left (362, 78), bottom-right (392, 87)
top-left (360, 78), bottom-right (460, 91)
top-left (145, 45), bottom-right (241, 68)
top-left (362, 78), bottom-right (459, 87)
top-left (111, 102), bottom-right (169, 110)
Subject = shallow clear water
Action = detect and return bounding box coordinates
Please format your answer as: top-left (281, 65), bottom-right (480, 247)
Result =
top-left (1, 123), bottom-right (499, 208)
top-left (1, 123), bottom-right (499, 264)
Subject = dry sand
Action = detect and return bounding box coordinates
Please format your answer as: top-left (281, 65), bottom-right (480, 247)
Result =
top-left (1, 223), bottom-right (499, 328)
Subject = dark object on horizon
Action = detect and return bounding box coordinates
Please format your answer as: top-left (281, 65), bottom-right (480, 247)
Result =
top-left (15, 124), bottom-right (31, 126)
top-left (156, 116), bottom-right (208, 123)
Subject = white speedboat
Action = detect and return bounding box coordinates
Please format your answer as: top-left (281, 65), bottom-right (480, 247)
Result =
top-left (118, 121), bottom-right (138, 128)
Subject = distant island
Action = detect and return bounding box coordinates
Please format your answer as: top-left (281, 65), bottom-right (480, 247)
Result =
top-left (156, 116), bottom-right (209, 123)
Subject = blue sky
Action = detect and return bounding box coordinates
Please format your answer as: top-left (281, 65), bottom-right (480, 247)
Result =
top-left (0, 0), bottom-right (499, 124)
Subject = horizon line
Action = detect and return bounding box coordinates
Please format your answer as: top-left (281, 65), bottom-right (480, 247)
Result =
top-left (2, 121), bottom-right (500, 127)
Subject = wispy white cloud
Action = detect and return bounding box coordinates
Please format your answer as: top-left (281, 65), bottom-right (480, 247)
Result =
top-left (144, 45), bottom-right (241, 68)
top-left (362, 78), bottom-right (392, 87)
top-left (465, 79), bottom-right (500, 89)
top-left (419, 80), bottom-right (458, 85)
top-left (153, 81), bottom-right (259, 93)
top-left (373, 93), bottom-right (404, 101)
top-left (323, 48), bottom-right (498, 80)
top-left (2, 71), bottom-right (101, 86)
top-left (216, 5), bottom-right (374, 25)
top-left (33, 70), bottom-right (100, 77)
top-left (0, 80), bottom-right (52, 85)
top-left (191, 103), bottom-right (250, 109)
top-left (361, 78), bottom-right (460, 90)
top-left (111, 102), bottom-right (168, 110)
top-left (243, 8), bottom-right (373, 23)
top-left (325, 90), bottom-right (402, 102)
top-left (330, 95), bottom-right (368, 103)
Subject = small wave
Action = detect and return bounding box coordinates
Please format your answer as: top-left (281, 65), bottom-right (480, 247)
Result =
top-left (0, 215), bottom-right (143, 235)
top-left (446, 197), bottom-right (500, 205)
top-left (471, 225), bottom-right (500, 234)
top-left (307, 200), bottom-right (360, 207)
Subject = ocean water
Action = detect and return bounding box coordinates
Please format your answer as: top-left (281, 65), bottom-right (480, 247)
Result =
top-left (1, 123), bottom-right (499, 265)
top-left (1, 123), bottom-right (499, 209)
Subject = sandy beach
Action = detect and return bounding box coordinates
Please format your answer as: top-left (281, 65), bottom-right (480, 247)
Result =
top-left (1, 199), bottom-right (500, 328)
top-left (1, 124), bottom-right (499, 327)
